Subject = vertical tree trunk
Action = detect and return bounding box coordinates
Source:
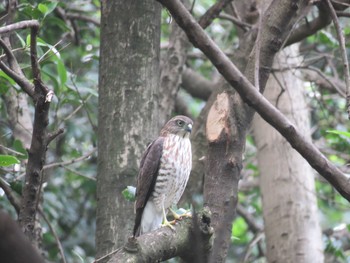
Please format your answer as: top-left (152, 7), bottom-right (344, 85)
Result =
top-left (252, 45), bottom-right (324, 263)
top-left (96, 0), bottom-right (161, 259)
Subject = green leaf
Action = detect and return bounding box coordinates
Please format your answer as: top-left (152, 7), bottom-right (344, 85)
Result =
top-left (56, 58), bottom-right (67, 85)
top-left (122, 186), bottom-right (136, 202)
top-left (38, 1), bottom-right (58, 18)
top-left (13, 140), bottom-right (28, 159)
top-left (0, 155), bottom-right (20, 166)
top-left (326, 130), bottom-right (350, 139)
top-left (38, 3), bottom-right (48, 14)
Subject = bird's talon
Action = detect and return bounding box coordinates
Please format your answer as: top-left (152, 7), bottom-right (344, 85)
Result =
top-left (162, 219), bottom-right (176, 230)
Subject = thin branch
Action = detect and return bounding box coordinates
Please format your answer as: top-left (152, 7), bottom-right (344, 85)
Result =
top-left (46, 128), bottom-right (65, 146)
top-left (253, 10), bottom-right (262, 91)
top-left (336, 10), bottom-right (350, 17)
top-left (155, 0), bottom-right (350, 202)
top-left (0, 144), bottom-right (25, 156)
top-left (286, 4), bottom-right (331, 47)
top-left (0, 38), bottom-right (18, 68)
top-left (0, 60), bottom-right (35, 97)
top-left (218, 13), bottom-right (252, 30)
top-left (66, 13), bottom-right (100, 26)
top-left (236, 204), bottom-right (263, 233)
top-left (325, 0), bottom-right (350, 118)
top-left (62, 165), bottom-right (96, 181)
top-left (198, 0), bottom-right (233, 29)
top-left (242, 232), bottom-right (264, 263)
top-left (301, 66), bottom-right (346, 97)
top-left (0, 177), bottom-right (21, 214)
top-left (38, 209), bottom-right (67, 263)
top-left (70, 75), bottom-right (97, 132)
top-left (43, 148), bottom-right (97, 170)
top-left (0, 20), bottom-right (39, 34)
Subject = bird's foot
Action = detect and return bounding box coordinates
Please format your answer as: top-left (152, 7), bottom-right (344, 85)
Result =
top-left (170, 208), bottom-right (192, 220)
top-left (161, 217), bottom-right (175, 230)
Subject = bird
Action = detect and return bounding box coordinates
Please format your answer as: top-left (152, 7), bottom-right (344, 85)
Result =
top-left (133, 115), bottom-right (193, 237)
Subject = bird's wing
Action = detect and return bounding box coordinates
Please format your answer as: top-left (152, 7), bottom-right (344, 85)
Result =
top-left (133, 137), bottom-right (164, 236)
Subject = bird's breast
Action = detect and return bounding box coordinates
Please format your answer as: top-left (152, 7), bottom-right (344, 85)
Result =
top-left (152, 134), bottom-right (192, 210)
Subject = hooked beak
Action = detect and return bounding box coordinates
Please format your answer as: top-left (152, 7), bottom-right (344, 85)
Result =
top-left (185, 123), bottom-right (192, 133)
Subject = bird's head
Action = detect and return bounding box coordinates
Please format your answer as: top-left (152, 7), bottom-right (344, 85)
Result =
top-left (160, 115), bottom-right (193, 138)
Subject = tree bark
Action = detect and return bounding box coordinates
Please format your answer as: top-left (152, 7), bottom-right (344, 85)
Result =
top-left (252, 45), bottom-right (324, 262)
top-left (106, 209), bottom-right (213, 263)
top-left (96, 0), bottom-right (161, 260)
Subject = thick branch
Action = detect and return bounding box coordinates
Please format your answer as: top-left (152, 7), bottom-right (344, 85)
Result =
top-left (106, 209), bottom-right (213, 263)
top-left (156, 0), bottom-right (350, 201)
top-left (18, 24), bottom-right (53, 244)
top-left (181, 67), bottom-right (214, 100)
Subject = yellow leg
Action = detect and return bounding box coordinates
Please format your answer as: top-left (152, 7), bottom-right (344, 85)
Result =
top-left (161, 206), bottom-right (175, 230)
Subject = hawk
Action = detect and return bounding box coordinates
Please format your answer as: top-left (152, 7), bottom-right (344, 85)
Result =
top-left (133, 115), bottom-right (193, 237)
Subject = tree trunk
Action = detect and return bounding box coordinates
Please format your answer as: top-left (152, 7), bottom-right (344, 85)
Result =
top-left (96, 0), bottom-right (161, 260)
top-left (252, 45), bottom-right (324, 263)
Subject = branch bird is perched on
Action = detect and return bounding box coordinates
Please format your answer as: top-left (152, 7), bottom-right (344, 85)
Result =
top-left (133, 115), bottom-right (193, 237)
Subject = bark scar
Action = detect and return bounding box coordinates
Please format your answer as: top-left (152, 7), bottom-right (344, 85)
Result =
top-left (206, 92), bottom-right (229, 142)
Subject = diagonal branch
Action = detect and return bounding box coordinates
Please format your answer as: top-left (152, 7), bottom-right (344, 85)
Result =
top-left (198, 0), bottom-right (233, 29)
top-left (156, 0), bottom-right (350, 202)
top-left (0, 177), bottom-right (21, 214)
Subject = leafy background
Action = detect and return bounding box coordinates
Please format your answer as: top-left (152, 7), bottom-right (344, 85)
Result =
top-left (0, 0), bottom-right (349, 262)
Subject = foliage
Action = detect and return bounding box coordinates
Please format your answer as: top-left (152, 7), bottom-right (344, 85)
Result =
top-left (0, 0), bottom-right (350, 262)
top-left (0, 0), bottom-right (99, 262)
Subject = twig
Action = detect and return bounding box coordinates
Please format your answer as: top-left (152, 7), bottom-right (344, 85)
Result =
top-left (198, 0), bottom-right (233, 29)
top-left (38, 209), bottom-right (67, 263)
top-left (46, 128), bottom-right (65, 146)
top-left (218, 13), bottom-right (252, 30)
top-left (325, 0), bottom-right (350, 119)
top-left (0, 144), bottom-right (25, 156)
top-left (62, 165), bottom-right (96, 181)
top-left (66, 13), bottom-right (100, 26)
top-left (43, 148), bottom-right (96, 170)
top-left (70, 75), bottom-right (97, 132)
top-left (0, 177), bottom-right (21, 214)
top-left (94, 247), bottom-right (122, 263)
top-left (242, 231), bottom-right (264, 263)
top-left (301, 66), bottom-right (346, 97)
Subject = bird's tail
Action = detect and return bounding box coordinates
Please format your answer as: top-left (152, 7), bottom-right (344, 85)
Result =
top-left (133, 200), bottom-right (162, 237)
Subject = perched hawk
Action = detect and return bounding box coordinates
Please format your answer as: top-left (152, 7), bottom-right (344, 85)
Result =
top-left (133, 115), bottom-right (193, 237)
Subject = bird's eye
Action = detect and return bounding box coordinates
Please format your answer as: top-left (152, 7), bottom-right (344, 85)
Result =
top-left (177, 120), bottom-right (184, 127)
